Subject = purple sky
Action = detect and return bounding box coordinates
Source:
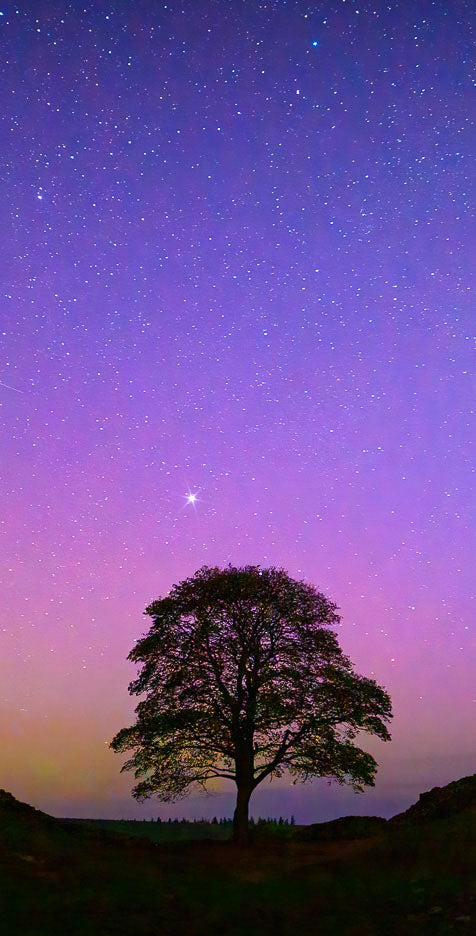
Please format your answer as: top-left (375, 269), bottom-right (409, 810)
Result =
top-left (1, 0), bottom-right (475, 823)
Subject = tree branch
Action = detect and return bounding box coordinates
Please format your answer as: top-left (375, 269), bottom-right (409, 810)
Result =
top-left (252, 723), bottom-right (311, 785)
top-left (252, 729), bottom-right (291, 786)
top-left (202, 628), bottom-right (237, 716)
top-left (191, 769), bottom-right (236, 782)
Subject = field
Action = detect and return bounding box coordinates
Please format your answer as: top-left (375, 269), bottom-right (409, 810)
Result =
top-left (1, 803), bottom-right (476, 935)
top-left (64, 815), bottom-right (296, 843)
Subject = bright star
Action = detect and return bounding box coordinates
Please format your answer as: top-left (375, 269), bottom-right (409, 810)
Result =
top-left (183, 489), bottom-right (200, 507)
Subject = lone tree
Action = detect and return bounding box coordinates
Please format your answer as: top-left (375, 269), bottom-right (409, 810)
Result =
top-left (111, 565), bottom-right (392, 845)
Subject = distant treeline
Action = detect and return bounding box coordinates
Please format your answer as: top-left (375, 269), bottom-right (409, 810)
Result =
top-left (75, 815), bottom-right (298, 842)
top-left (122, 816), bottom-right (296, 826)
top-left (154, 816), bottom-right (296, 826)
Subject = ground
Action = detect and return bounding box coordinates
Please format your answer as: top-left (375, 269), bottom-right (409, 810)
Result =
top-left (1, 805), bottom-right (476, 935)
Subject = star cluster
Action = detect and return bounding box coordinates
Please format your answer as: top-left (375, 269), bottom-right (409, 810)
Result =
top-left (0, 0), bottom-right (475, 821)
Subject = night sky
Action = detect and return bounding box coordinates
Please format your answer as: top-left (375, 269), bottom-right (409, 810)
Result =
top-left (1, 0), bottom-right (475, 823)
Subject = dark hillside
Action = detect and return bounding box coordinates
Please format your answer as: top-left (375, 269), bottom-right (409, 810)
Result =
top-left (0, 788), bottom-right (56, 829)
top-left (0, 788), bottom-right (68, 858)
top-left (1, 779), bottom-right (476, 934)
top-left (293, 815), bottom-right (388, 841)
top-left (390, 773), bottom-right (476, 825)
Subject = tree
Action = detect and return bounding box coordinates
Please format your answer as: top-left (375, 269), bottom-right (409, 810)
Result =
top-left (111, 565), bottom-right (392, 846)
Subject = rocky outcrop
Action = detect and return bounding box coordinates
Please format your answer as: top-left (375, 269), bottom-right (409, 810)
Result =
top-left (0, 789), bottom-right (56, 830)
top-left (389, 773), bottom-right (476, 825)
top-left (294, 774), bottom-right (476, 841)
top-left (0, 789), bottom-right (62, 859)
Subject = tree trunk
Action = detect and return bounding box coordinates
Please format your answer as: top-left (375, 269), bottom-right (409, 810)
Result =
top-left (232, 783), bottom-right (252, 846)
top-left (232, 733), bottom-right (255, 846)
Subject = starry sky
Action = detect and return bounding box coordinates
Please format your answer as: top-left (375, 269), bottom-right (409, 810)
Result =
top-left (1, 0), bottom-right (475, 823)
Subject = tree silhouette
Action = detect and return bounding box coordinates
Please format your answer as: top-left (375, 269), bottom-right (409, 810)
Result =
top-left (111, 565), bottom-right (392, 845)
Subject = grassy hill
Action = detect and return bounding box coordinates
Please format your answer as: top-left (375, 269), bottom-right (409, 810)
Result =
top-left (2, 780), bottom-right (476, 935)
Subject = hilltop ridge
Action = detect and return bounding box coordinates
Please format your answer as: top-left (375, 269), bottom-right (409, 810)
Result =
top-left (2, 770), bottom-right (476, 848)
top-left (390, 772), bottom-right (476, 825)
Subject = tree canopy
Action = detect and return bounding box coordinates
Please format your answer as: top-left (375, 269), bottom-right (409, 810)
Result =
top-left (111, 565), bottom-right (392, 844)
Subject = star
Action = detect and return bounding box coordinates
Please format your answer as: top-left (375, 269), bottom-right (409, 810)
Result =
top-left (183, 490), bottom-right (200, 507)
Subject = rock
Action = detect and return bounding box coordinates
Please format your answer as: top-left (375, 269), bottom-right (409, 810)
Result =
top-left (389, 774), bottom-right (476, 826)
top-left (0, 789), bottom-right (56, 829)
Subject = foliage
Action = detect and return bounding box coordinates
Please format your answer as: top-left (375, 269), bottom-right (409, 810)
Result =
top-left (111, 565), bottom-right (392, 824)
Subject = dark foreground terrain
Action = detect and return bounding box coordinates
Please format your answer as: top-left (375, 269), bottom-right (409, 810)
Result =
top-left (2, 776), bottom-right (476, 935)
